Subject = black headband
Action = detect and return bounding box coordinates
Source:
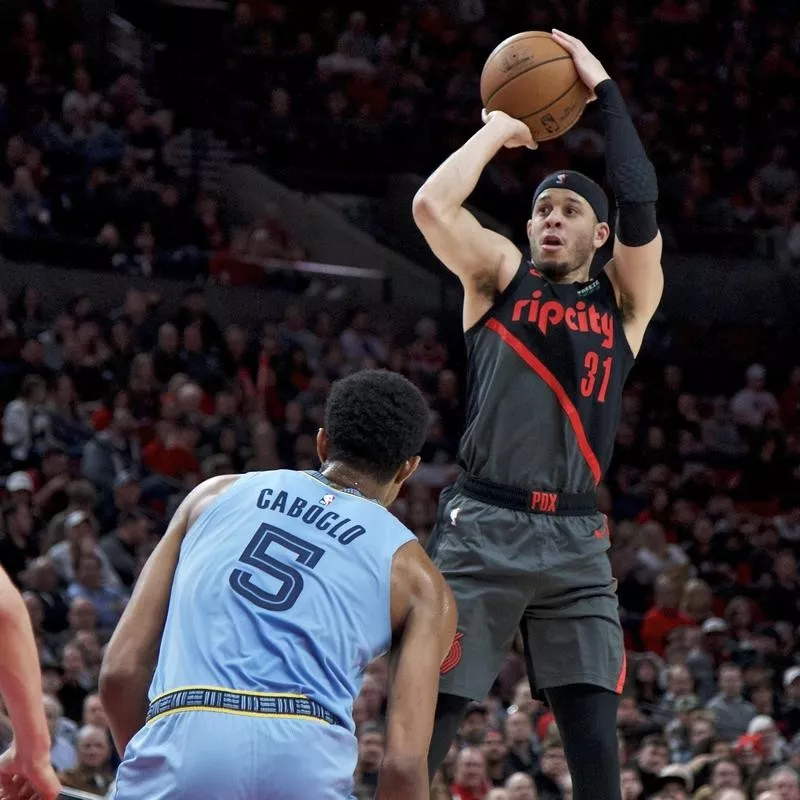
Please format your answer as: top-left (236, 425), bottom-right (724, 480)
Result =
top-left (532, 171), bottom-right (609, 224)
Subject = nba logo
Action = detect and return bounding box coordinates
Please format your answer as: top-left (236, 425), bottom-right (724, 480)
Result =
top-left (555, 173), bottom-right (567, 184)
top-left (321, 494), bottom-right (335, 506)
top-left (450, 508), bottom-right (461, 526)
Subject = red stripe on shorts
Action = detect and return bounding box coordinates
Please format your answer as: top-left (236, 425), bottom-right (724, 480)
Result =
top-left (485, 319), bottom-right (602, 484)
top-left (615, 648), bottom-right (628, 694)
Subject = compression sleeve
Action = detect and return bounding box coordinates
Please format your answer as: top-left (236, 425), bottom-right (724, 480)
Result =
top-left (595, 79), bottom-right (659, 247)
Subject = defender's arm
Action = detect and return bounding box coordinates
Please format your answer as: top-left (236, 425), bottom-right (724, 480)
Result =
top-left (376, 541), bottom-right (457, 800)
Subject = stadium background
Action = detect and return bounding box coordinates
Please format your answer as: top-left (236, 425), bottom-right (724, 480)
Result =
top-left (1, 0), bottom-right (800, 798)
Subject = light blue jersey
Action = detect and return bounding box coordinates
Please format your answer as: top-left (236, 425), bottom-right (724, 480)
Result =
top-left (114, 470), bottom-right (416, 800)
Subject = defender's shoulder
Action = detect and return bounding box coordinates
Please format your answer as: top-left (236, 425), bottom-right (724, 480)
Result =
top-left (185, 474), bottom-right (244, 528)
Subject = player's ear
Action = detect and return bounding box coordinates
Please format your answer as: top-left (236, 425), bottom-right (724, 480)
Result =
top-left (594, 221), bottom-right (611, 249)
top-left (316, 428), bottom-right (328, 463)
top-left (526, 217), bottom-right (534, 239)
top-left (395, 456), bottom-right (421, 486)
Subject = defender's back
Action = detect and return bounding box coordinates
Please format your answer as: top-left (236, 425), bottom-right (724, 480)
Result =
top-left (151, 469), bottom-right (415, 731)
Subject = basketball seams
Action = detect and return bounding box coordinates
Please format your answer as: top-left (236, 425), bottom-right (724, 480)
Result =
top-left (483, 56), bottom-right (574, 106)
top-left (480, 30), bottom-right (588, 141)
top-left (483, 31), bottom-right (563, 62)
top-left (518, 76), bottom-right (583, 119)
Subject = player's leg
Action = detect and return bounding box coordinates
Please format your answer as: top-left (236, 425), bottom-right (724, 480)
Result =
top-left (543, 683), bottom-right (622, 800)
top-left (425, 490), bottom-right (534, 780)
top-left (427, 692), bottom-right (472, 780)
top-left (520, 514), bottom-right (626, 800)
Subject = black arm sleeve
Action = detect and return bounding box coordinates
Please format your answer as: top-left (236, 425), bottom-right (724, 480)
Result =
top-left (595, 79), bottom-right (659, 247)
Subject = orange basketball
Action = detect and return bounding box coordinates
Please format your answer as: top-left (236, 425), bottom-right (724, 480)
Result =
top-left (480, 31), bottom-right (590, 142)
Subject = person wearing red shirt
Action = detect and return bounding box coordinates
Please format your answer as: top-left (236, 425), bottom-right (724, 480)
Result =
top-left (141, 418), bottom-right (200, 480)
top-left (450, 747), bottom-right (490, 800)
top-left (640, 575), bottom-right (693, 657)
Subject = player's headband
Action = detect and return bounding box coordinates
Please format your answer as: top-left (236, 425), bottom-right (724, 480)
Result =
top-left (532, 171), bottom-right (609, 224)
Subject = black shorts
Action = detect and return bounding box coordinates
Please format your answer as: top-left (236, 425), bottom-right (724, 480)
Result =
top-left (428, 480), bottom-right (625, 702)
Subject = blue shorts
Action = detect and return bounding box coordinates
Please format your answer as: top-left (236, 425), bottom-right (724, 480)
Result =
top-left (112, 711), bottom-right (358, 799)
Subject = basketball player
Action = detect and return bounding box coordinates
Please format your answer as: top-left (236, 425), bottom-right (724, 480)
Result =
top-left (413, 30), bottom-right (662, 800)
top-left (0, 566), bottom-right (62, 800)
top-left (99, 369), bottom-right (456, 800)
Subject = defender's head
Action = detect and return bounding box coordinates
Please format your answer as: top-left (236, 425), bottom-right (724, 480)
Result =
top-left (528, 171), bottom-right (611, 282)
top-left (317, 369), bottom-right (428, 506)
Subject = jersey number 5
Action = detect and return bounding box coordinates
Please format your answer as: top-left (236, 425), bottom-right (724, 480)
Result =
top-left (580, 351), bottom-right (613, 403)
top-left (229, 523), bottom-right (325, 612)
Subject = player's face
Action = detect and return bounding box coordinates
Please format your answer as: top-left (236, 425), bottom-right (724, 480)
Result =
top-left (528, 189), bottom-right (607, 281)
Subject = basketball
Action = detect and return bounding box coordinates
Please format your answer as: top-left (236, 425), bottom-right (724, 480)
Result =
top-left (480, 31), bottom-right (590, 142)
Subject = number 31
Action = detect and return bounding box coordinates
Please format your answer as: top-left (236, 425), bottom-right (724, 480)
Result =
top-left (580, 351), bottom-right (613, 403)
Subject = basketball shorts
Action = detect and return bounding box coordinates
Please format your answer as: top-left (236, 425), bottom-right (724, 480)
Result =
top-left (428, 477), bottom-right (626, 702)
top-left (112, 706), bottom-right (358, 799)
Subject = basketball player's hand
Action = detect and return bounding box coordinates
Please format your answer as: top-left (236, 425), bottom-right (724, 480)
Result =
top-left (0, 743), bottom-right (61, 800)
top-left (481, 109), bottom-right (538, 150)
top-left (551, 29), bottom-right (611, 99)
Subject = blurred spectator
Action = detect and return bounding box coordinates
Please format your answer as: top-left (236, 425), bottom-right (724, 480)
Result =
top-left (339, 309), bottom-right (387, 367)
top-left (99, 509), bottom-right (149, 589)
top-left (66, 551), bottom-right (126, 633)
top-left (641, 576), bottom-right (693, 657)
top-left (354, 721), bottom-right (384, 796)
top-left (58, 723), bottom-right (115, 794)
top-left (504, 772), bottom-right (537, 800)
top-left (451, 746), bottom-right (490, 800)
top-left (481, 727), bottom-right (512, 788)
top-left (47, 510), bottom-right (121, 589)
top-left (636, 522), bottom-right (690, 585)
top-left (81, 406), bottom-right (141, 500)
top-left (535, 739), bottom-right (569, 800)
top-left (706, 664), bottom-right (758, 741)
top-left (0, 501), bottom-right (39, 585)
top-left (43, 693), bottom-right (77, 772)
top-left (2, 373), bottom-right (48, 464)
top-left (731, 365), bottom-right (780, 430)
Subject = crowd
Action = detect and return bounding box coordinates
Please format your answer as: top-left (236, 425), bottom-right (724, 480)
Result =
top-left (4, 0), bottom-right (800, 288)
top-left (206, 0), bottom-right (800, 262)
top-left (0, 278), bottom-right (799, 800)
top-left (1, 1), bottom-right (800, 799)
top-left (0, 3), bottom-right (305, 284)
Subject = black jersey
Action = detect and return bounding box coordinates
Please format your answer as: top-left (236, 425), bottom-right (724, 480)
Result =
top-left (458, 257), bottom-right (635, 493)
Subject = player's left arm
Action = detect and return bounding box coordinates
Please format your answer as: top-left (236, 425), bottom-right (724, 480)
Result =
top-left (99, 474), bottom-right (239, 755)
top-left (553, 30), bottom-right (663, 356)
top-left (0, 566), bottom-right (62, 800)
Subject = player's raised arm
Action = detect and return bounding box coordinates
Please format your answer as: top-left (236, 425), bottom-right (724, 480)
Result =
top-left (412, 111), bottom-right (530, 287)
top-left (0, 566), bottom-right (61, 800)
top-left (377, 540), bottom-right (457, 800)
top-left (99, 474), bottom-right (239, 754)
top-left (553, 29), bottom-right (664, 354)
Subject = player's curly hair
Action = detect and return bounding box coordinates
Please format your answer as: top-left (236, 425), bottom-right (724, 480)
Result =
top-left (324, 369), bottom-right (429, 483)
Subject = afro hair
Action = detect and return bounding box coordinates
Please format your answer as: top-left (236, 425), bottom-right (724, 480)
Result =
top-left (324, 369), bottom-right (430, 484)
